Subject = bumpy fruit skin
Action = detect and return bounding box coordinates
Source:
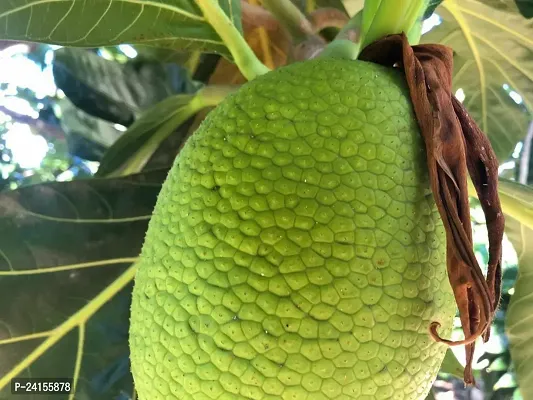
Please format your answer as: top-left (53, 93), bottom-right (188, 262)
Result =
top-left (129, 58), bottom-right (455, 400)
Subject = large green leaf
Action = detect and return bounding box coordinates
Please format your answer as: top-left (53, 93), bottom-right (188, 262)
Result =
top-left (506, 214), bottom-right (532, 400)
top-left (0, 0), bottom-right (242, 58)
top-left (476, 177), bottom-right (533, 398)
top-left (0, 169), bottom-right (168, 399)
top-left (53, 47), bottom-right (196, 126)
top-left (95, 94), bottom-right (198, 177)
top-left (422, 0), bottom-right (533, 162)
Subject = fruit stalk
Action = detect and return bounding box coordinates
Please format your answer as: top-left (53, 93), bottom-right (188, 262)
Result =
top-left (359, 0), bottom-right (429, 50)
top-left (319, 0), bottom-right (429, 61)
top-left (318, 10), bottom-right (362, 60)
top-left (261, 0), bottom-right (315, 42)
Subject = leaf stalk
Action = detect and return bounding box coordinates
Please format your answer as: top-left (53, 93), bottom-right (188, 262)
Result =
top-left (196, 0), bottom-right (270, 80)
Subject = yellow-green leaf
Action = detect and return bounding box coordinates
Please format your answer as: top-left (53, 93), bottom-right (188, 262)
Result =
top-left (439, 349), bottom-right (465, 379)
top-left (495, 178), bottom-right (533, 231)
top-left (505, 183), bottom-right (533, 399)
top-left (422, 0), bottom-right (533, 161)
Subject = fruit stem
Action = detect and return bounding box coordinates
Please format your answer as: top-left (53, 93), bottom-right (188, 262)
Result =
top-left (358, 0), bottom-right (429, 52)
top-left (318, 39), bottom-right (360, 60)
top-left (196, 0), bottom-right (270, 81)
top-left (318, 10), bottom-right (362, 60)
top-left (407, 17), bottom-right (423, 45)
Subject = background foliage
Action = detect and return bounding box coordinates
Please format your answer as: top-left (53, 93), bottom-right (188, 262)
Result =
top-left (0, 0), bottom-right (532, 399)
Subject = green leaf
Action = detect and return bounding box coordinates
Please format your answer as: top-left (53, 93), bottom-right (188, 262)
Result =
top-left (53, 48), bottom-right (196, 126)
top-left (439, 349), bottom-right (465, 379)
top-left (507, 212), bottom-right (533, 399)
top-left (515, 0), bottom-right (533, 18)
top-left (494, 372), bottom-right (519, 390)
top-left (57, 97), bottom-right (124, 154)
top-left (496, 178), bottom-right (533, 231)
top-left (424, 0), bottom-right (443, 19)
top-left (133, 45), bottom-right (201, 68)
top-left (96, 94), bottom-right (198, 177)
top-left (96, 85), bottom-right (237, 177)
top-left (0, 168), bottom-right (168, 398)
top-left (488, 357), bottom-right (511, 372)
top-left (422, 0), bottom-right (533, 161)
top-left (500, 184), bottom-right (533, 399)
top-left (0, 0), bottom-right (242, 58)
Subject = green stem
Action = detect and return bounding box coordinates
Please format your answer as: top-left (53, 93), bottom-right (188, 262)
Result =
top-left (196, 0), bottom-right (270, 81)
top-left (318, 40), bottom-right (360, 60)
top-left (261, 0), bottom-right (314, 42)
top-left (359, 0), bottom-right (429, 52)
top-left (318, 10), bottom-right (362, 60)
top-left (117, 85), bottom-right (238, 177)
top-left (407, 17), bottom-right (424, 45)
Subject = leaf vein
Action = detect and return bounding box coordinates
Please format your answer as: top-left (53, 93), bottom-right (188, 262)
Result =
top-left (0, 264), bottom-right (136, 392)
top-left (47, 0), bottom-right (75, 39)
top-left (457, 4), bottom-right (533, 50)
top-left (72, 0), bottom-right (113, 43)
top-left (0, 0), bottom-right (205, 22)
top-left (68, 324), bottom-right (85, 400)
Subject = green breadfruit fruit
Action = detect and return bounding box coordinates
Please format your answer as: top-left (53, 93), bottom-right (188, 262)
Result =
top-left (129, 58), bottom-right (456, 400)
